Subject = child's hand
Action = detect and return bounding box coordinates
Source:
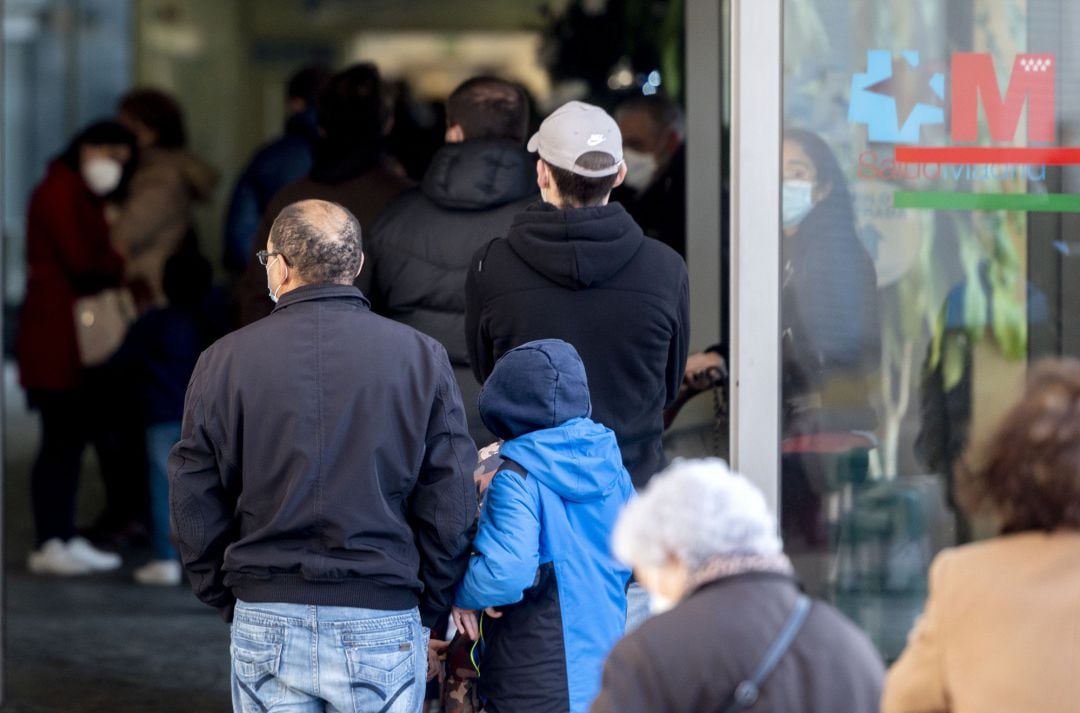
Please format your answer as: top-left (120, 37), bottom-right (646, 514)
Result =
top-left (427, 638), bottom-right (449, 682)
top-left (452, 606), bottom-right (480, 641)
top-left (484, 606), bottom-right (503, 619)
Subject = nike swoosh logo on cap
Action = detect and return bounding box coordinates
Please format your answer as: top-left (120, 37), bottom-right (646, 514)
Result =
top-left (587, 134), bottom-right (606, 146)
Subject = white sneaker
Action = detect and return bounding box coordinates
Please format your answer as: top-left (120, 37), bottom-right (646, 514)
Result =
top-left (134, 559), bottom-right (182, 586)
top-left (65, 537), bottom-right (122, 571)
top-left (27, 538), bottom-right (93, 576)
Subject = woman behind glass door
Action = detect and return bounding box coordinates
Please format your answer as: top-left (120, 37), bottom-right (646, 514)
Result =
top-left (779, 128), bottom-right (880, 556)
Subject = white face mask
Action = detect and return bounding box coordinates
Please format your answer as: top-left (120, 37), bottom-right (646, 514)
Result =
top-left (782, 180), bottom-right (815, 228)
top-left (267, 257), bottom-right (287, 304)
top-left (82, 157), bottom-right (123, 196)
top-left (649, 593), bottom-right (677, 615)
top-left (622, 148), bottom-right (658, 192)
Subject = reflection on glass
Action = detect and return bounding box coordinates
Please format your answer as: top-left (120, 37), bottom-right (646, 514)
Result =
top-left (779, 128), bottom-right (881, 586)
top-left (782, 0), bottom-right (1070, 661)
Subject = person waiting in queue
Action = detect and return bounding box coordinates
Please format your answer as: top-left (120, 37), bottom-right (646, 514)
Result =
top-left (18, 120), bottom-right (138, 575)
top-left (592, 458), bottom-right (885, 713)
top-left (884, 359), bottom-right (1080, 713)
top-left (683, 128), bottom-right (880, 554)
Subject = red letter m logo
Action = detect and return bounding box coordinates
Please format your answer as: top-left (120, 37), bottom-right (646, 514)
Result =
top-left (951, 53), bottom-right (1056, 143)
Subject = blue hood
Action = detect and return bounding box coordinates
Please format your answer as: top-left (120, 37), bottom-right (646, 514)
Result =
top-left (500, 418), bottom-right (625, 503)
top-left (479, 339), bottom-right (591, 440)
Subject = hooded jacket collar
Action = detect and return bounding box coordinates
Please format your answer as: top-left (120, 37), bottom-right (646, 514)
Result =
top-left (506, 202), bottom-right (645, 288)
top-left (478, 339), bottom-right (591, 440)
top-left (271, 283), bottom-right (371, 312)
top-left (421, 139), bottom-right (537, 211)
top-left (500, 418), bottom-right (625, 503)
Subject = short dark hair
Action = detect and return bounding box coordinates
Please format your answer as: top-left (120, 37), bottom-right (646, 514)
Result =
top-left (269, 200), bottom-right (363, 286)
top-left (287, 65), bottom-right (332, 106)
top-left (616, 93), bottom-right (685, 136)
top-left (446, 76), bottom-right (529, 143)
top-left (958, 358), bottom-right (1080, 534)
top-left (545, 152), bottom-right (619, 207)
top-left (118, 88), bottom-right (187, 148)
top-left (317, 63), bottom-right (386, 145)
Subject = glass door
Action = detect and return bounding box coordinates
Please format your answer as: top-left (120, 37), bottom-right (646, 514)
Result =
top-left (779, 0), bottom-right (1080, 659)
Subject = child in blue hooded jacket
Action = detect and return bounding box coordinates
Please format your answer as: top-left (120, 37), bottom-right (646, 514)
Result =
top-left (451, 339), bottom-right (634, 713)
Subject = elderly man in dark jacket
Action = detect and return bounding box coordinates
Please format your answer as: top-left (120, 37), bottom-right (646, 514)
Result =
top-left (366, 76), bottom-right (537, 445)
top-left (170, 199), bottom-right (477, 713)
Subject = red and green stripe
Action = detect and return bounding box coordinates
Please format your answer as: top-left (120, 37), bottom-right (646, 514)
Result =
top-left (891, 146), bottom-right (1080, 212)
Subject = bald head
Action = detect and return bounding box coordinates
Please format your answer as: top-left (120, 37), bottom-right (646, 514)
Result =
top-left (268, 200), bottom-right (363, 286)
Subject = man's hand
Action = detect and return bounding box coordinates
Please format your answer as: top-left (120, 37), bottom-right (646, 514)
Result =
top-left (427, 638), bottom-right (450, 682)
top-left (684, 351), bottom-right (726, 392)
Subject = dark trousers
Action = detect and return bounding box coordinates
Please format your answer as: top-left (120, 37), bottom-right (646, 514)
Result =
top-left (29, 373), bottom-right (147, 546)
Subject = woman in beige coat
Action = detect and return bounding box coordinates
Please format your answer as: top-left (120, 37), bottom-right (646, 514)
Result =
top-left (114, 89), bottom-right (218, 306)
top-left (882, 358), bottom-right (1080, 713)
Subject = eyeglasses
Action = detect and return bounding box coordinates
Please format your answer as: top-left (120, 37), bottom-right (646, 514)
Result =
top-left (256, 250), bottom-right (287, 267)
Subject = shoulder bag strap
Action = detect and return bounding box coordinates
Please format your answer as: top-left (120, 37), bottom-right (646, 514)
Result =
top-left (722, 594), bottom-right (812, 713)
top-left (497, 458), bottom-right (528, 479)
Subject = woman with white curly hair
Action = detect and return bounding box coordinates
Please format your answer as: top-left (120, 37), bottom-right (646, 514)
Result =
top-left (591, 458), bottom-right (884, 713)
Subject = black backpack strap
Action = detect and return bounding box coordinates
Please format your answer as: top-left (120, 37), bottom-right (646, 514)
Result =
top-left (497, 458), bottom-right (528, 479)
top-left (722, 594), bottom-right (812, 713)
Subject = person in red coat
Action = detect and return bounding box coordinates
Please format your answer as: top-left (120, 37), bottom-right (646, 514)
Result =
top-left (17, 121), bottom-right (139, 576)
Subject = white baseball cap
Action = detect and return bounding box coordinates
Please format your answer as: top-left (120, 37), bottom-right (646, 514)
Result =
top-left (527, 101), bottom-right (624, 177)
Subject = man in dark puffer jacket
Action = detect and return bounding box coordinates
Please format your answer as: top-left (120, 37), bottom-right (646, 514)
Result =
top-left (366, 77), bottom-right (538, 445)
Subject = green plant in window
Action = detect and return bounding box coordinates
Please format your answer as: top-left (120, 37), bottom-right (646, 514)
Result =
top-left (927, 215), bottom-right (1027, 393)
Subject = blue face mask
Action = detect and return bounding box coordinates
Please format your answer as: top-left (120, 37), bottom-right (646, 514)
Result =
top-left (782, 180), bottom-right (815, 228)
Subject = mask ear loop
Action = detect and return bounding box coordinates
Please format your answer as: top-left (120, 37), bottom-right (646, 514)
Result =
top-left (272, 262), bottom-right (289, 301)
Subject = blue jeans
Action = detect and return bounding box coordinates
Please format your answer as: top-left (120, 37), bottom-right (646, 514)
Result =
top-left (624, 581), bottom-right (652, 634)
top-left (147, 421), bottom-right (181, 560)
top-left (231, 601), bottom-right (427, 713)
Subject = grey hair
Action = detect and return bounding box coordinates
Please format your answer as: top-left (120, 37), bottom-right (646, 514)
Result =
top-left (612, 458), bottom-right (782, 571)
top-left (268, 199), bottom-right (362, 285)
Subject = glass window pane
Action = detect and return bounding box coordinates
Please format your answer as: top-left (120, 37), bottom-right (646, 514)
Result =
top-left (782, 0), bottom-right (1071, 660)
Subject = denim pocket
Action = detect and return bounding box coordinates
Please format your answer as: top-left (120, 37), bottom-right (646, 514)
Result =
top-left (231, 630), bottom-right (286, 712)
top-left (343, 624), bottom-right (418, 713)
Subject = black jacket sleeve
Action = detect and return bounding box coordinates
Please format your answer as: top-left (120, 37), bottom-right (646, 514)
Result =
top-left (168, 354), bottom-right (240, 622)
top-left (464, 246), bottom-right (495, 384)
top-left (409, 344), bottom-right (479, 628)
top-left (665, 270), bottom-right (692, 408)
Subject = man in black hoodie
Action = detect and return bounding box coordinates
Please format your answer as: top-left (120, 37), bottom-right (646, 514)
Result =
top-left (366, 77), bottom-right (538, 445)
top-left (170, 200), bottom-right (477, 713)
top-left (465, 100), bottom-right (690, 490)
